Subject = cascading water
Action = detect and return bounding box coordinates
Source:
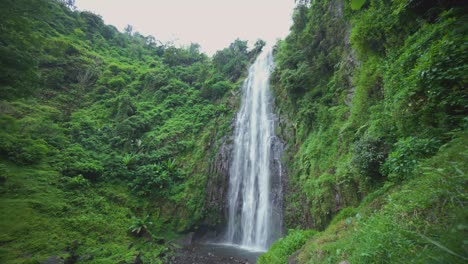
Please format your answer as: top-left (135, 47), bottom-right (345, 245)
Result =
top-left (225, 46), bottom-right (283, 252)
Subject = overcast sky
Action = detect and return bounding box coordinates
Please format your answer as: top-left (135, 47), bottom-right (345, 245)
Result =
top-left (75, 0), bottom-right (296, 55)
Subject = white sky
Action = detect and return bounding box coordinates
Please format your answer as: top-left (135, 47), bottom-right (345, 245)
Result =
top-left (75, 0), bottom-right (295, 55)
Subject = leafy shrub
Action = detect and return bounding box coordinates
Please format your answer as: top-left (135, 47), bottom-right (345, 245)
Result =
top-left (351, 0), bottom-right (413, 58)
top-left (0, 163), bottom-right (8, 183)
top-left (351, 0), bottom-right (367, 10)
top-left (14, 139), bottom-right (49, 164)
top-left (0, 133), bottom-right (49, 164)
top-left (62, 174), bottom-right (90, 190)
top-left (384, 10), bottom-right (467, 137)
top-left (107, 76), bottom-right (127, 90)
top-left (62, 160), bottom-right (103, 181)
top-left (304, 173), bottom-right (336, 229)
top-left (348, 134), bottom-right (467, 263)
top-left (351, 135), bottom-right (387, 182)
top-left (80, 11), bottom-right (105, 33)
top-left (329, 207), bottom-right (358, 226)
top-left (129, 214), bottom-right (153, 237)
top-left (212, 39), bottom-right (249, 81)
top-left (122, 153), bottom-right (135, 168)
top-left (200, 81), bottom-right (231, 100)
top-left (258, 229), bottom-right (316, 264)
top-left (279, 62), bottom-right (311, 99)
top-left (382, 137), bottom-right (440, 182)
top-left (61, 144), bottom-right (103, 181)
top-left (0, 133), bottom-right (15, 157)
top-left (0, 43), bottom-right (39, 98)
top-left (129, 160), bottom-right (181, 197)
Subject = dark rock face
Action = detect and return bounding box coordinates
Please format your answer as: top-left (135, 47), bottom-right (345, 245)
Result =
top-left (176, 232), bottom-right (195, 246)
top-left (274, 100), bottom-right (312, 229)
top-left (203, 105), bottom-right (287, 242)
top-left (270, 112), bottom-right (287, 240)
top-left (272, 0), bottom-right (359, 230)
top-left (204, 128), bottom-right (234, 230)
top-left (77, 254), bottom-right (93, 262)
top-left (288, 250), bottom-right (301, 264)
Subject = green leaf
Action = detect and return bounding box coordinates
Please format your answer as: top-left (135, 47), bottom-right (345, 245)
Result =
top-left (418, 233), bottom-right (468, 260)
top-left (351, 0), bottom-right (366, 10)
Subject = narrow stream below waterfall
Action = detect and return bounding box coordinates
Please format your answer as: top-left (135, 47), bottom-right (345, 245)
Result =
top-left (197, 243), bottom-right (263, 263)
top-left (172, 243), bottom-right (263, 264)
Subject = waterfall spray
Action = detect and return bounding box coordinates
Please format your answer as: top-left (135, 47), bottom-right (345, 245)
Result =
top-left (225, 46), bottom-right (283, 251)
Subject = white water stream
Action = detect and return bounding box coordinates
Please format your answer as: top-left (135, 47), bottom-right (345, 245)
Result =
top-left (225, 47), bottom-right (282, 252)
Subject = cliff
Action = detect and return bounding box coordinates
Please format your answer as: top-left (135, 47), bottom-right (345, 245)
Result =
top-left (260, 0), bottom-right (467, 262)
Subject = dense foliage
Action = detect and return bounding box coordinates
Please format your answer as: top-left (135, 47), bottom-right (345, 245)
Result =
top-left (0, 0), bottom-right (259, 263)
top-left (261, 0), bottom-right (467, 262)
top-left (1, 0), bottom-right (466, 263)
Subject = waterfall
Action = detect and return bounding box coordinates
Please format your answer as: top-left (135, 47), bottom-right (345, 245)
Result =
top-left (225, 46), bottom-right (283, 252)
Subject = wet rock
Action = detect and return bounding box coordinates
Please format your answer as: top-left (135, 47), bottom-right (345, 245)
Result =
top-left (65, 240), bottom-right (79, 252)
top-left (193, 229), bottom-right (218, 242)
top-left (132, 252), bottom-right (143, 264)
top-left (42, 256), bottom-right (64, 264)
top-left (288, 250), bottom-right (301, 264)
top-left (176, 232), bottom-right (194, 246)
top-left (154, 237), bottom-right (165, 244)
top-left (65, 253), bottom-right (78, 264)
top-left (77, 254), bottom-right (93, 262)
top-left (204, 132), bottom-right (233, 228)
top-left (128, 242), bottom-right (134, 249)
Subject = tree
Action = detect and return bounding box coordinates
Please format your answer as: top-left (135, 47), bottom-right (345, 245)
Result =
top-left (212, 39), bottom-right (249, 81)
top-left (57, 0), bottom-right (76, 10)
top-left (145, 35), bottom-right (156, 46)
top-left (124, 24), bottom-right (133, 36)
top-left (249, 39), bottom-right (266, 59)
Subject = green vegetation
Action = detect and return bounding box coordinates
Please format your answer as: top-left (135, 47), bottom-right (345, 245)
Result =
top-left (262, 0), bottom-right (467, 262)
top-left (0, 0), bottom-right (259, 262)
top-left (258, 229), bottom-right (317, 263)
top-left (1, 0), bottom-right (466, 263)
top-left (294, 134), bottom-right (467, 263)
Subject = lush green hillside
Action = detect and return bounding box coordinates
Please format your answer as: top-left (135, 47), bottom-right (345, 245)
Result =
top-left (0, 0), bottom-right (259, 263)
top-left (1, 0), bottom-right (467, 263)
top-left (260, 0), bottom-right (467, 263)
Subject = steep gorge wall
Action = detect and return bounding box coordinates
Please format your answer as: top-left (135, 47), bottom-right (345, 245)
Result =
top-left (203, 131), bottom-right (233, 228)
top-left (271, 0), bottom-right (467, 231)
top-left (272, 0), bottom-right (358, 230)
